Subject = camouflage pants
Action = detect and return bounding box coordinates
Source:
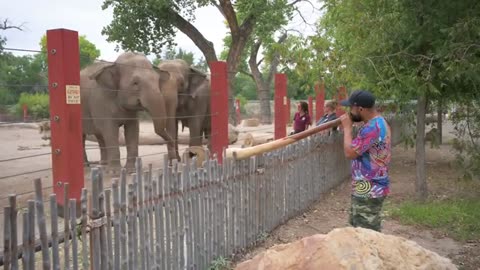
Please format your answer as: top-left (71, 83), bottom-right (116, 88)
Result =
top-left (349, 195), bottom-right (386, 232)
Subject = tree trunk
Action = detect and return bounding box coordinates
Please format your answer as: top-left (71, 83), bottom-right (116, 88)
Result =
top-left (249, 41), bottom-right (271, 124)
top-left (415, 94), bottom-right (428, 201)
top-left (227, 69), bottom-right (237, 125)
top-left (170, 10), bottom-right (217, 64)
top-left (437, 98), bottom-right (443, 144)
top-left (248, 34), bottom-right (287, 124)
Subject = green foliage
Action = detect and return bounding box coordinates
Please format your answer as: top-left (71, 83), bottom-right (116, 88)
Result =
top-left (15, 93), bottom-right (49, 119)
top-left (152, 47), bottom-right (208, 72)
top-left (450, 101), bottom-right (480, 181)
top-left (232, 73), bottom-right (257, 100)
top-left (0, 88), bottom-right (16, 105)
top-left (208, 256), bottom-right (232, 270)
top-left (0, 52), bottom-right (48, 104)
top-left (390, 199), bottom-right (480, 241)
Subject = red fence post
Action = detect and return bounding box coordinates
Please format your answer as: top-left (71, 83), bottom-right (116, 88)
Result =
top-left (286, 97), bottom-right (291, 124)
top-left (210, 61), bottom-right (229, 164)
top-left (336, 86), bottom-right (347, 116)
top-left (315, 82), bottom-right (325, 122)
top-left (47, 29), bottom-right (83, 209)
top-left (235, 98), bottom-right (241, 125)
top-left (22, 104), bottom-right (28, 122)
top-left (274, 73), bottom-right (287, 139)
top-left (308, 96), bottom-right (313, 122)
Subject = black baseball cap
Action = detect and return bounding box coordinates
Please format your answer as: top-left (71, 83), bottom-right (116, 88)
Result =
top-left (340, 90), bottom-right (376, 108)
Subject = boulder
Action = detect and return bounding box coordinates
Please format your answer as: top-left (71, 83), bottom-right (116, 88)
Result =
top-left (235, 227), bottom-right (457, 270)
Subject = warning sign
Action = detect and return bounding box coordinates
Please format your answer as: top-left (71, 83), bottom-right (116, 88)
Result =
top-left (66, 85), bottom-right (81, 104)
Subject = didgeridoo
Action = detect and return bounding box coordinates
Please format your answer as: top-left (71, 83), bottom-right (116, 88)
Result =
top-left (226, 118), bottom-right (342, 160)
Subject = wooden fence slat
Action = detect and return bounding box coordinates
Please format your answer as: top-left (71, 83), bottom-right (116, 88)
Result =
top-left (171, 163), bottom-right (179, 270)
top-left (21, 212), bottom-right (28, 270)
top-left (135, 158), bottom-right (147, 270)
top-left (127, 184), bottom-right (135, 270)
top-left (49, 194), bottom-right (60, 270)
top-left (160, 156), bottom-right (168, 270)
top-left (163, 162), bottom-right (172, 270)
top-left (8, 195), bottom-right (18, 270)
top-left (105, 189), bottom-right (113, 270)
top-left (27, 200), bottom-right (35, 270)
top-left (112, 180), bottom-right (120, 270)
top-left (34, 179), bottom-right (50, 270)
top-left (131, 175), bottom-right (139, 270)
top-left (143, 171), bottom-right (153, 269)
top-left (90, 169), bottom-right (101, 270)
top-left (119, 169), bottom-right (128, 270)
top-left (176, 166), bottom-right (185, 270)
top-left (146, 168), bottom-right (155, 270)
top-left (182, 159), bottom-right (193, 270)
top-left (70, 199), bottom-right (78, 270)
top-left (97, 170), bottom-right (108, 270)
top-left (4, 207), bottom-right (11, 270)
top-left (152, 174), bottom-right (161, 270)
top-left (80, 189), bottom-right (88, 270)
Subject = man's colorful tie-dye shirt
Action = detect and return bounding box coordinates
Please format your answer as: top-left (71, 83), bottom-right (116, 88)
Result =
top-left (350, 116), bottom-right (391, 198)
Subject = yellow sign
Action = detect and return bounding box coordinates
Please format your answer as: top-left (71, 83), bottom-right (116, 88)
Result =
top-left (283, 96), bottom-right (287, 105)
top-left (66, 85), bottom-right (81, 104)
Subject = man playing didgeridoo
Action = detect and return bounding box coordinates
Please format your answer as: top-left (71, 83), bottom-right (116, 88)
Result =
top-left (339, 90), bottom-right (391, 232)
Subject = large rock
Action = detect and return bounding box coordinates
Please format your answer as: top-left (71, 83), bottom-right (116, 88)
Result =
top-left (235, 227), bottom-right (457, 270)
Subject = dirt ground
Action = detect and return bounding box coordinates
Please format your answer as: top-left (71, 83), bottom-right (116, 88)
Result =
top-left (234, 143), bottom-right (480, 269)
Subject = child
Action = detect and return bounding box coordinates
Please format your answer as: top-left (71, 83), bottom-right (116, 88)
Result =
top-left (291, 101), bottom-right (311, 135)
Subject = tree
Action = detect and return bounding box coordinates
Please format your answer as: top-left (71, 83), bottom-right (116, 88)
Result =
top-left (152, 47), bottom-right (207, 72)
top-left (316, 0), bottom-right (480, 200)
top-left (101, 0), bottom-right (298, 124)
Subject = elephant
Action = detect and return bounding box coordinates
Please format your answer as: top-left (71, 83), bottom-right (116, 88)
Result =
top-left (81, 52), bottom-right (174, 172)
top-left (156, 59), bottom-right (211, 159)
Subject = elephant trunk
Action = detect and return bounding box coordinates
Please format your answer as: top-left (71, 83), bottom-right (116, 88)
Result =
top-left (141, 92), bottom-right (172, 142)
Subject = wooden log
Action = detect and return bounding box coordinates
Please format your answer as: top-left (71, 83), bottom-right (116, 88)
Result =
top-left (226, 118), bottom-right (341, 160)
top-left (241, 133), bottom-right (274, 147)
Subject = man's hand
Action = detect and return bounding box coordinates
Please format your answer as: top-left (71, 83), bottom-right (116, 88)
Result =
top-left (340, 114), bottom-right (353, 130)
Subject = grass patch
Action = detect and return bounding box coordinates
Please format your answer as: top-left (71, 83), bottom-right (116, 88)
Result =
top-left (389, 199), bottom-right (480, 241)
top-left (208, 256), bottom-right (233, 270)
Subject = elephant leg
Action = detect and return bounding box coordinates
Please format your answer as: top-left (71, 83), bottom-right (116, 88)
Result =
top-left (189, 116), bottom-right (204, 147)
top-left (83, 134), bottom-right (89, 167)
top-left (96, 134), bottom-right (107, 166)
top-left (204, 123), bottom-right (212, 153)
top-left (100, 124), bottom-right (121, 172)
top-left (124, 121), bottom-right (139, 172)
top-left (175, 119), bottom-right (180, 160)
top-left (165, 116), bottom-right (180, 162)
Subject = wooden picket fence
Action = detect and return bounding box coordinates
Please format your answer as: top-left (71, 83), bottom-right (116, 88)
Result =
top-left (1, 116), bottom-right (408, 270)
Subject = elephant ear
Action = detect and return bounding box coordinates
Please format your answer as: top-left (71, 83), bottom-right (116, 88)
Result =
top-left (188, 67), bottom-right (207, 98)
top-left (89, 63), bottom-right (119, 90)
top-left (156, 68), bottom-right (170, 86)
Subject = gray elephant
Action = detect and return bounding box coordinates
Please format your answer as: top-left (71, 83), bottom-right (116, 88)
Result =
top-left (157, 59), bottom-right (211, 159)
top-left (81, 52), bottom-right (174, 172)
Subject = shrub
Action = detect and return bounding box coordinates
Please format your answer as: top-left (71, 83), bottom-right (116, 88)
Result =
top-left (0, 88), bottom-right (17, 105)
top-left (16, 93), bottom-right (50, 120)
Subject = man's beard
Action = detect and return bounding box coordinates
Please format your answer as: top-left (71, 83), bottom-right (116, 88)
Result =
top-left (349, 112), bottom-right (363, 122)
